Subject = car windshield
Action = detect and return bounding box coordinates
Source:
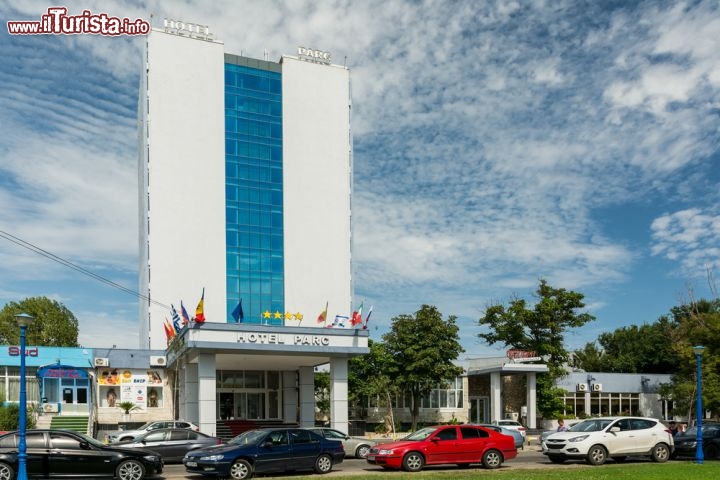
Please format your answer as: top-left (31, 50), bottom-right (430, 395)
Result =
top-left (78, 433), bottom-right (108, 448)
top-left (568, 419), bottom-right (613, 432)
top-left (136, 421), bottom-right (157, 430)
top-left (228, 430), bottom-right (267, 446)
top-left (403, 427), bottom-right (438, 441)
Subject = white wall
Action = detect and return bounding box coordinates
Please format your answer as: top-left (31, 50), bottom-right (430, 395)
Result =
top-left (281, 57), bottom-right (352, 324)
top-left (142, 29), bottom-right (227, 349)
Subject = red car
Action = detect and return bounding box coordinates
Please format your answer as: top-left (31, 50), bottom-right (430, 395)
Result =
top-left (366, 424), bottom-right (517, 472)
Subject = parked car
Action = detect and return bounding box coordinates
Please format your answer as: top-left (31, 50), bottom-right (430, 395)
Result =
top-left (116, 428), bottom-right (222, 463)
top-left (366, 424), bottom-right (517, 472)
top-left (0, 429), bottom-right (163, 480)
top-left (543, 416), bottom-right (674, 465)
top-left (494, 419), bottom-right (527, 443)
top-left (540, 420), bottom-right (581, 450)
top-left (307, 427), bottom-right (377, 459)
top-left (107, 419), bottom-right (199, 443)
top-left (672, 423), bottom-right (720, 460)
top-left (183, 427), bottom-right (344, 479)
top-left (475, 423), bottom-right (524, 450)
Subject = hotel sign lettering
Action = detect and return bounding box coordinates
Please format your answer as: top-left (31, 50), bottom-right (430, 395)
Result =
top-left (297, 46), bottom-right (332, 65)
top-left (237, 332), bottom-right (330, 346)
top-left (163, 18), bottom-right (213, 40)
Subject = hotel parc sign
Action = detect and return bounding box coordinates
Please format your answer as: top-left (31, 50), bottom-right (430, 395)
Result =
top-left (297, 46), bottom-right (332, 65)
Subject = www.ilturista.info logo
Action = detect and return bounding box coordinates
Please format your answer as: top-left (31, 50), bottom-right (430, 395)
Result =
top-left (7, 7), bottom-right (150, 36)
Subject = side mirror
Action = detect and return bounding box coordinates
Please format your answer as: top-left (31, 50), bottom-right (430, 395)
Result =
top-left (609, 427), bottom-right (620, 433)
top-left (79, 441), bottom-right (91, 450)
top-left (262, 441), bottom-right (273, 449)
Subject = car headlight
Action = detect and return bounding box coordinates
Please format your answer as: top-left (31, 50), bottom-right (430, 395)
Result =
top-left (683, 441), bottom-right (697, 448)
top-left (568, 435), bottom-right (590, 443)
top-left (377, 449), bottom-right (394, 455)
top-left (143, 455), bottom-right (160, 462)
top-left (200, 454), bottom-right (225, 461)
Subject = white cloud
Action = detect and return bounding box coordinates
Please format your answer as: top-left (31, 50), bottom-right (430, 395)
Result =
top-left (651, 208), bottom-right (720, 274)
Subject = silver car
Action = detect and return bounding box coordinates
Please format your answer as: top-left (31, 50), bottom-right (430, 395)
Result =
top-left (476, 423), bottom-right (524, 450)
top-left (307, 427), bottom-right (377, 459)
top-left (107, 420), bottom-right (199, 443)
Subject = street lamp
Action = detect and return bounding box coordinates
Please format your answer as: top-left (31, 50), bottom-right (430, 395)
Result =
top-left (15, 312), bottom-right (34, 480)
top-left (693, 345), bottom-right (705, 464)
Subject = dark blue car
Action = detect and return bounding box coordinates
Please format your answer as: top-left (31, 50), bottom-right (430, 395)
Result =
top-left (183, 428), bottom-right (344, 479)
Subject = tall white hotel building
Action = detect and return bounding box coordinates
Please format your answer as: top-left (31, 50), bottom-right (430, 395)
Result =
top-left (138, 22), bottom-right (367, 435)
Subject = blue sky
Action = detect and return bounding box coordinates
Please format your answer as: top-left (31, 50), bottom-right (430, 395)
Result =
top-left (1, 0), bottom-right (718, 357)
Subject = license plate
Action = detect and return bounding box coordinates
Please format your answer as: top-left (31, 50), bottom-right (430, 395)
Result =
top-left (367, 456), bottom-right (375, 461)
top-left (186, 461), bottom-right (197, 467)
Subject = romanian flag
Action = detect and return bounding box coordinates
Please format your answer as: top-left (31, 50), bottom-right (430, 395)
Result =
top-left (351, 302), bottom-right (363, 326)
top-left (195, 288), bottom-right (206, 323)
top-left (317, 302), bottom-right (328, 324)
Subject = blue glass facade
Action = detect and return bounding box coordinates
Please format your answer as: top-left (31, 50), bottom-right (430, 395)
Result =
top-left (224, 62), bottom-right (283, 325)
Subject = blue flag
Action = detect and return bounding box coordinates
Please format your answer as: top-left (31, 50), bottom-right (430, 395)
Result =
top-left (231, 299), bottom-right (244, 322)
top-left (171, 304), bottom-right (182, 333)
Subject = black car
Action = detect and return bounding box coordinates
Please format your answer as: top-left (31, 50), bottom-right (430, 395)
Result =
top-left (0, 429), bottom-right (163, 479)
top-left (673, 424), bottom-right (720, 460)
top-left (118, 428), bottom-right (222, 462)
top-left (183, 427), bottom-right (344, 479)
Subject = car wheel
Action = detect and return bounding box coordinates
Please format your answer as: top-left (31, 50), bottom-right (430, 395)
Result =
top-left (548, 455), bottom-right (565, 464)
top-left (0, 462), bottom-right (15, 480)
top-left (355, 444), bottom-right (371, 459)
top-left (402, 452), bottom-right (425, 472)
top-left (229, 459), bottom-right (253, 480)
top-left (482, 449), bottom-right (503, 469)
top-left (116, 459), bottom-right (146, 480)
top-left (651, 443), bottom-right (670, 463)
top-left (586, 445), bottom-right (608, 466)
top-left (705, 444), bottom-right (720, 460)
top-left (314, 454), bottom-right (333, 474)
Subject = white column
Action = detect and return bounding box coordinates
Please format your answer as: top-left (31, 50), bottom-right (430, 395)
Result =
top-left (330, 358), bottom-right (349, 434)
top-left (490, 372), bottom-right (502, 423)
top-left (197, 353), bottom-right (217, 436)
top-left (298, 366), bottom-right (315, 428)
top-left (282, 371), bottom-right (298, 423)
top-left (183, 363), bottom-right (198, 425)
top-left (584, 391), bottom-right (591, 416)
top-left (525, 372), bottom-right (537, 428)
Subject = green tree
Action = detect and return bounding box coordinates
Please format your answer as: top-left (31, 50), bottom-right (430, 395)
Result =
top-left (383, 305), bottom-right (464, 431)
top-left (571, 342), bottom-right (606, 372)
top-left (478, 279), bottom-right (595, 417)
top-left (662, 299), bottom-right (720, 419)
top-left (349, 340), bottom-right (399, 435)
top-left (0, 296), bottom-right (79, 346)
top-left (315, 371), bottom-right (331, 422)
top-left (592, 317), bottom-right (681, 373)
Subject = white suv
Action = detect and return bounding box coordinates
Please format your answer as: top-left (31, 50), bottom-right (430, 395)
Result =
top-left (543, 417), bottom-right (673, 465)
top-left (107, 420), bottom-right (199, 443)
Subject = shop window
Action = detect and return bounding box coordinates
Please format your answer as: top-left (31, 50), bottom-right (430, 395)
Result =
top-left (148, 387), bottom-right (163, 408)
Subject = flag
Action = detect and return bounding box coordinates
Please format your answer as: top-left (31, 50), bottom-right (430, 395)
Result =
top-left (363, 305), bottom-right (373, 330)
top-left (163, 317), bottom-right (175, 345)
top-left (180, 301), bottom-right (191, 326)
top-left (317, 302), bottom-right (328, 324)
top-left (171, 304), bottom-right (182, 333)
top-left (334, 315), bottom-right (349, 328)
top-left (232, 299), bottom-right (244, 322)
top-left (351, 302), bottom-right (364, 326)
top-left (195, 288), bottom-right (206, 323)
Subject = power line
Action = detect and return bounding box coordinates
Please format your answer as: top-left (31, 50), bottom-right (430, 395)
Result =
top-left (0, 230), bottom-right (170, 310)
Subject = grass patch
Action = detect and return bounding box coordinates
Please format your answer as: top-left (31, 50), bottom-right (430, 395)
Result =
top-left (319, 461), bottom-right (720, 479)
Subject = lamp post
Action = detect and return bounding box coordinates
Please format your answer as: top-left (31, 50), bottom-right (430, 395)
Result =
top-left (15, 312), bottom-right (34, 480)
top-left (693, 345), bottom-right (705, 464)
